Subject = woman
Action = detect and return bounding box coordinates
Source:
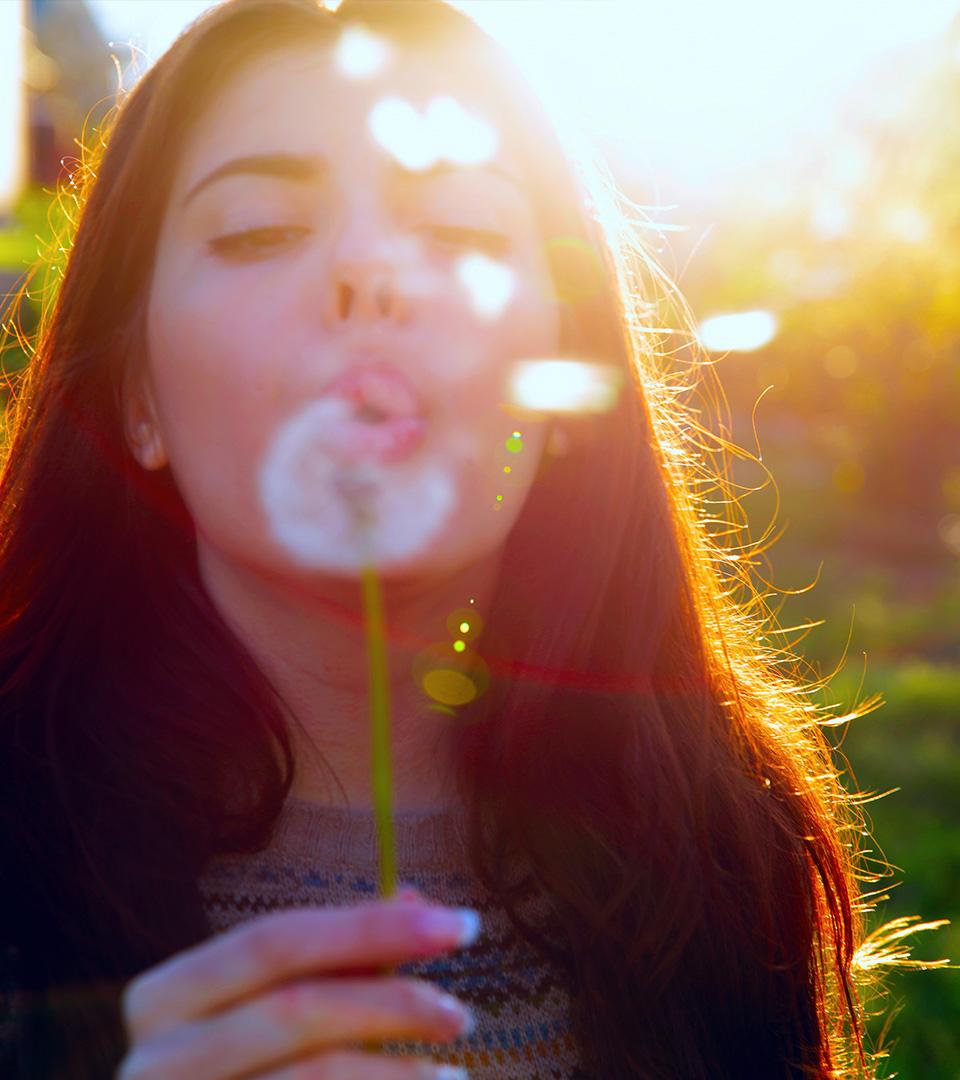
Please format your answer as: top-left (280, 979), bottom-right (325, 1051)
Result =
top-left (0, 0), bottom-right (912, 1077)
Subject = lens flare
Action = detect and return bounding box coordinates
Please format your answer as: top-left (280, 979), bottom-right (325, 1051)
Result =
top-left (424, 95), bottom-right (499, 166)
top-left (506, 358), bottom-right (623, 414)
top-left (455, 252), bottom-right (515, 320)
top-left (369, 97), bottom-right (437, 171)
top-left (368, 93), bottom-right (499, 173)
top-left (413, 641), bottom-right (489, 707)
top-left (698, 310), bottom-right (778, 353)
top-left (334, 25), bottom-right (391, 79)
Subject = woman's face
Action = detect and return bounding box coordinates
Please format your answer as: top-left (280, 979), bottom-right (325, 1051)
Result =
top-left (137, 39), bottom-right (562, 583)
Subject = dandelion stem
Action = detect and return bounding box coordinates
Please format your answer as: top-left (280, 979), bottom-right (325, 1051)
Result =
top-left (361, 563), bottom-right (396, 899)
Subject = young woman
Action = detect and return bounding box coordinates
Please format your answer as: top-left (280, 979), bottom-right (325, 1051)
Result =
top-left (0, 0), bottom-right (912, 1077)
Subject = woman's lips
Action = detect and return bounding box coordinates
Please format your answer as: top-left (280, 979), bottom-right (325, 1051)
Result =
top-left (315, 360), bottom-right (428, 464)
top-left (326, 413), bottom-right (428, 464)
top-left (321, 361), bottom-right (423, 419)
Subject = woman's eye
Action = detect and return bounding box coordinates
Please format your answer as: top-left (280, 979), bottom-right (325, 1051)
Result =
top-left (208, 226), bottom-right (310, 261)
top-left (424, 226), bottom-right (511, 257)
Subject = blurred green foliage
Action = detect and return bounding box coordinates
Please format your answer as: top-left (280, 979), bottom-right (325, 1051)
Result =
top-left (821, 664), bottom-right (960, 1076)
top-left (673, 42), bottom-right (960, 1079)
top-left (1, 185), bottom-right (72, 388)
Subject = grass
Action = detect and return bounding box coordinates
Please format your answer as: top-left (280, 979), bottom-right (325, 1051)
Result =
top-left (818, 662), bottom-right (960, 1078)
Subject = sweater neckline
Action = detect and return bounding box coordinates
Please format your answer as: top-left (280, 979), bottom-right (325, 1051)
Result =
top-left (264, 795), bottom-right (473, 873)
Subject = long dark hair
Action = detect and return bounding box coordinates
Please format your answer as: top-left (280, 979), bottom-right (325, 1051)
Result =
top-left (0, 1), bottom-right (918, 1076)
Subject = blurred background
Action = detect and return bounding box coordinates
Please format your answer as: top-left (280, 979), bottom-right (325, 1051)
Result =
top-left (1, 0), bottom-right (957, 1073)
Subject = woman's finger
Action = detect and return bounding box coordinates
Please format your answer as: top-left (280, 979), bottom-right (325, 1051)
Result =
top-left (256, 1049), bottom-right (467, 1080)
top-left (120, 975), bottom-right (473, 1080)
top-left (123, 899), bottom-right (479, 1043)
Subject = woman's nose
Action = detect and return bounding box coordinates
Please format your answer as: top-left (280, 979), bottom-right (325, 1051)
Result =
top-left (320, 210), bottom-right (414, 327)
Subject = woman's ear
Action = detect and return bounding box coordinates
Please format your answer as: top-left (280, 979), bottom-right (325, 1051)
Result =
top-left (122, 371), bottom-right (168, 471)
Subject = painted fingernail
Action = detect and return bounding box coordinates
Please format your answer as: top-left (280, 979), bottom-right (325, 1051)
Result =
top-left (436, 993), bottom-right (474, 1037)
top-left (415, 907), bottom-right (481, 947)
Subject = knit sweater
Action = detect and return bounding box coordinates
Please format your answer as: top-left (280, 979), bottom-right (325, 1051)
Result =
top-left (197, 797), bottom-right (587, 1078)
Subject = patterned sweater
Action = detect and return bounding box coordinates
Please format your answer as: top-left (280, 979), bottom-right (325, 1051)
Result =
top-left (198, 797), bottom-right (586, 1079)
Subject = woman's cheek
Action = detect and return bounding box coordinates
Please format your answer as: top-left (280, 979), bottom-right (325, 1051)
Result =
top-left (430, 264), bottom-right (558, 389)
top-left (146, 299), bottom-right (274, 531)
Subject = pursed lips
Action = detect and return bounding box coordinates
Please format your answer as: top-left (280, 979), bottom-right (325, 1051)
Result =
top-left (315, 360), bottom-right (428, 464)
top-left (320, 359), bottom-right (425, 420)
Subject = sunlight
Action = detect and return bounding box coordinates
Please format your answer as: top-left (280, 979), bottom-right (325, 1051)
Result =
top-left (455, 0), bottom-right (960, 192)
top-left (368, 97), bottom-right (436, 171)
top-left (506, 359), bottom-right (623, 413)
top-left (333, 25), bottom-right (391, 80)
top-left (423, 96), bottom-right (499, 166)
top-left (368, 94), bottom-right (499, 172)
top-left (87, 0), bottom-right (960, 195)
top-left (455, 253), bottom-right (515, 321)
top-left (698, 310), bottom-right (778, 353)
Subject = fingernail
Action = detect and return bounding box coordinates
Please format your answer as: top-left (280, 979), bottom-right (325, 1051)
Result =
top-left (436, 993), bottom-right (475, 1037)
top-left (415, 907), bottom-right (481, 948)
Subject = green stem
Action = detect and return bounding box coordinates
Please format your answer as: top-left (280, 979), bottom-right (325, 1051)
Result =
top-left (360, 563), bottom-right (396, 900)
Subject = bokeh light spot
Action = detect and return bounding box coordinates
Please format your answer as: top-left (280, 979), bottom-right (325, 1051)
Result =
top-left (445, 606), bottom-right (483, 638)
top-left (699, 310), bottom-right (778, 352)
top-left (453, 639), bottom-right (466, 652)
top-left (334, 25), bottom-right (391, 79)
top-left (505, 435), bottom-right (523, 453)
top-left (495, 493), bottom-right (504, 501)
top-left (368, 93), bottom-right (498, 173)
top-left (369, 97), bottom-right (435, 170)
top-left (503, 465), bottom-right (511, 473)
top-left (422, 668), bottom-right (477, 706)
top-left (414, 641), bottom-right (488, 705)
top-left (507, 358), bottom-right (622, 413)
top-left (823, 345), bottom-right (858, 379)
top-left (424, 95), bottom-right (499, 165)
top-left (455, 253), bottom-right (515, 320)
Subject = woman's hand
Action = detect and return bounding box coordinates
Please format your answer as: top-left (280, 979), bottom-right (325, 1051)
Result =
top-left (116, 890), bottom-right (477, 1080)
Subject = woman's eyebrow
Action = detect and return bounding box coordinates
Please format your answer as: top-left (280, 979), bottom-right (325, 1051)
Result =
top-left (180, 153), bottom-right (321, 209)
top-left (179, 152), bottom-right (524, 210)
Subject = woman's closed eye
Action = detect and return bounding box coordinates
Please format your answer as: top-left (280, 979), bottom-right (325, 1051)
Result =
top-left (207, 223), bottom-right (512, 263)
top-left (207, 225), bottom-right (311, 261)
top-left (423, 225), bottom-right (511, 257)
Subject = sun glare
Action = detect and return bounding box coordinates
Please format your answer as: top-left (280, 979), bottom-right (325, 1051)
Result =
top-left (423, 96), bottom-right (499, 166)
top-left (334, 25), bottom-right (391, 80)
top-left (455, 253), bottom-right (515, 321)
top-left (698, 311), bottom-right (779, 353)
top-left (506, 359), bottom-right (624, 414)
top-left (83, 1), bottom-right (960, 198)
top-left (367, 94), bottom-right (499, 172)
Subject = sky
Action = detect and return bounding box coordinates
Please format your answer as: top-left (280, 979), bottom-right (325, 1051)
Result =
top-left (84, 0), bottom-right (960, 197)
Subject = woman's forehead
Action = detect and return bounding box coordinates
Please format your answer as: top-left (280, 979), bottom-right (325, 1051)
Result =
top-left (174, 42), bottom-right (527, 196)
